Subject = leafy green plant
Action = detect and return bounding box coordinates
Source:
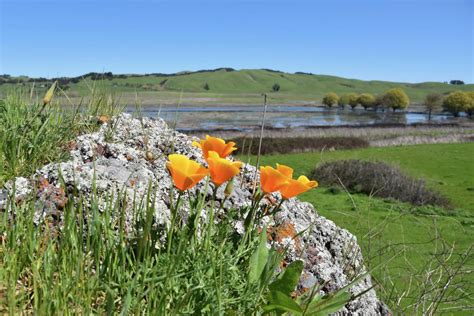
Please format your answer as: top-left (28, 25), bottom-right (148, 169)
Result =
top-left (262, 256), bottom-right (353, 315)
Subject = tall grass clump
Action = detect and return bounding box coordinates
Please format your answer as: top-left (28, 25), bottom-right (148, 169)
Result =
top-left (0, 84), bottom-right (122, 186)
top-left (1, 185), bottom-right (258, 314)
top-left (0, 93), bottom-right (74, 185)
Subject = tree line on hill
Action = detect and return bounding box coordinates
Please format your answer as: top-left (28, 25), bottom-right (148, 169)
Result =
top-left (321, 89), bottom-right (474, 118)
top-left (0, 69), bottom-right (238, 86)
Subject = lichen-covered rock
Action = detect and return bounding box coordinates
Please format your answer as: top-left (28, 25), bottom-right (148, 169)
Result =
top-left (0, 113), bottom-right (389, 315)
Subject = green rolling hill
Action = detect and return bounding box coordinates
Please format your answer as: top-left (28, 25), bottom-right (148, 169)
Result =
top-left (1, 68), bottom-right (472, 105)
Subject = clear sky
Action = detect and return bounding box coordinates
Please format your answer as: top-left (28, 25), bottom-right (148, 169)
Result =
top-left (1, 0), bottom-right (473, 83)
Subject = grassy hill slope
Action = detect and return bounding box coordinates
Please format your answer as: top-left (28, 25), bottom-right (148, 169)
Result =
top-left (1, 69), bottom-right (473, 104)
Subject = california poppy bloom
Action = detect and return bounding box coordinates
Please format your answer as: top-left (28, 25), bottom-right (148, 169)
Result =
top-left (207, 151), bottom-right (242, 187)
top-left (279, 176), bottom-right (318, 199)
top-left (274, 163), bottom-right (318, 199)
top-left (166, 154), bottom-right (209, 191)
top-left (276, 163), bottom-right (294, 178)
top-left (192, 135), bottom-right (237, 159)
top-left (260, 166), bottom-right (290, 194)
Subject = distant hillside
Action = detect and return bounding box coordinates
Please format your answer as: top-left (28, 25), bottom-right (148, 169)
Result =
top-left (1, 69), bottom-right (472, 104)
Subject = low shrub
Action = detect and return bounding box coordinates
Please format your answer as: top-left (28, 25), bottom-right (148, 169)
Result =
top-left (311, 160), bottom-right (450, 207)
top-left (234, 136), bottom-right (369, 155)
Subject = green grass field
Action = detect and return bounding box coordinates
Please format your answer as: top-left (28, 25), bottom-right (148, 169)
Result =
top-left (243, 143), bottom-right (474, 313)
top-left (2, 69), bottom-right (473, 105)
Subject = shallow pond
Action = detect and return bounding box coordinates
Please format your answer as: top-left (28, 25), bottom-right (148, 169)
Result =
top-left (127, 105), bottom-right (456, 132)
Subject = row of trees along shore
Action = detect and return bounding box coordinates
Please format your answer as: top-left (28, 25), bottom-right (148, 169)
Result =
top-left (322, 89), bottom-right (474, 118)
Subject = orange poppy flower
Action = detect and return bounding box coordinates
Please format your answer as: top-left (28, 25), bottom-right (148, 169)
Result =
top-left (276, 163), bottom-right (294, 178)
top-left (279, 175), bottom-right (318, 199)
top-left (192, 135), bottom-right (237, 159)
top-left (207, 151), bottom-right (242, 186)
top-left (260, 166), bottom-right (290, 194)
top-left (166, 154), bottom-right (209, 191)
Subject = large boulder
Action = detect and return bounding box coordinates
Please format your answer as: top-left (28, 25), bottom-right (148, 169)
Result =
top-left (0, 113), bottom-right (389, 315)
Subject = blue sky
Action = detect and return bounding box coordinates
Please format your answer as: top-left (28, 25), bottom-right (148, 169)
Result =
top-left (1, 0), bottom-right (473, 83)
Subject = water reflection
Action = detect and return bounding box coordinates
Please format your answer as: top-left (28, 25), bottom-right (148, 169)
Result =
top-left (127, 105), bottom-right (454, 132)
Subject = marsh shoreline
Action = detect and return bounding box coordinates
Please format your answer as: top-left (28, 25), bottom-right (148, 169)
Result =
top-left (185, 122), bottom-right (474, 149)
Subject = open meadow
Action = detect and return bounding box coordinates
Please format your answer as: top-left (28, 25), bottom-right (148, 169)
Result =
top-left (244, 143), bottom-right (474, 313)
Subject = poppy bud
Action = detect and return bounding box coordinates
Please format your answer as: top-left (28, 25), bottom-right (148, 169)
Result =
top-left (43, 81), bottom-right (58, 106)
top-left (224, 179), bottom-right (234, 197)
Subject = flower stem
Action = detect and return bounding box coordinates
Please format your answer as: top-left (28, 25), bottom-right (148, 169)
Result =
top-left (167, 190), bottom-right (183, 255)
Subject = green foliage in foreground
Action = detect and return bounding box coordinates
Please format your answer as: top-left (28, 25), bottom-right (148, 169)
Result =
top-left (1, 187), bottom-right (255, 314)
top-left (246, 143), bottom-right (474, 313)
top-left (0, 177), bottom-right (352, 314)
top-left (0, 90), bottom-right (122, 186)
top-left (0, 94), bottom-right (74, 185)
